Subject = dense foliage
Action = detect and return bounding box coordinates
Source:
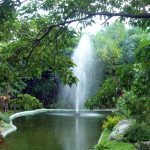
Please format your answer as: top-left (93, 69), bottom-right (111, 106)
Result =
top-left (9, 94), bottom-right (42, 110)
top-left (124, 122), bottom-right (150, 143)
top-left (102, 115), bottom-right (121, 130)
top-left (85, 23), bottom-right (149, 148)
top-left (92, 129), bottom-right (135, 150)
top-left (85, 23), bottom-right (150, 112)
top-left (116, 91), bottom-right (149, 122)
top-left (0, 1), bottom-right (149, 149)
top-left (0, 0), bottom-right (149, 103)
top-left (85, 77), bottom-right (119, 109)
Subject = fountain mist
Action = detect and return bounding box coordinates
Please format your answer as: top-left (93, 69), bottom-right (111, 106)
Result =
top-left (60, 34), bottom-right (96, 114)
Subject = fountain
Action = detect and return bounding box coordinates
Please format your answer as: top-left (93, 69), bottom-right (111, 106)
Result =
top-left (0, 35), bottom-right (111, 150)
top-left (0, 34), bottom-right (112, 150)
top-left (60, 33), bottom-right (96, 114)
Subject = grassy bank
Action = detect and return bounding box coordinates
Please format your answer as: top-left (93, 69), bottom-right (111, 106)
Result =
top-left (0, 111), bottom-right (14, 133)
top-left (99, 129), bottom-right (135, 150)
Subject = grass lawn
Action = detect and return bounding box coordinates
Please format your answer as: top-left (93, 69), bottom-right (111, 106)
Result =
top-left (0, 110), bottom-right (15, 132)
top-left (0, 110), bottom-right (14, 123)
top-left (99, 129), bottom-right (135, 150)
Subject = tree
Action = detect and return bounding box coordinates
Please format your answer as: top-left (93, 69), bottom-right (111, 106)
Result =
top-left (0, 0), bottom-right (20, 25)
top-left (1, 0), bottom-right (150, 63)
top-left (17, 0), bottom-right (149, 58)
top-left (94, 23), bottom-right (126, 76)
top-left (0, 0), bottom-right (149, 96)
top-left (85, 23), bottom-right (150, 109)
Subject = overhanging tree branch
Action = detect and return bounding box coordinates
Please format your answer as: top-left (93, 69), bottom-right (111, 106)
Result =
top-left (37, 12), bottom-right (150, 42)
top-left (25, 11), bottom-right (150, 67)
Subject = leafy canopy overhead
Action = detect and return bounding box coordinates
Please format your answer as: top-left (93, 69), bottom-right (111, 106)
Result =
top-left (0, 0), bottom-right (150, 94)
top-left (85, 23), bottom-right (150, 110)
top-left (18, 0), bottom-right (150, 44)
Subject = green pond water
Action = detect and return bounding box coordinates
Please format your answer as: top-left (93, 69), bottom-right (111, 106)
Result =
top-left (0, 112), bottom-right (109, 150)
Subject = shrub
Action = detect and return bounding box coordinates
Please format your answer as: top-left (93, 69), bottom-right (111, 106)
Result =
top-left (116, 90), bottom-right (136, 118)
top-left (49, 100), bottom-right (73, 109)
top-left (102, 115), bottom-right (122, 130)
top-left (84, 98), bottom-right (98, 110)
top-left (90, 143), bottom-right (109, 150)
top-left (9, 99), bottom-right (21, 110)
top-left (116, 64), bottom-right (134, 91)
top-left (124, 122), bottom-right (150, 143)
top-left (9, 94), bottom-right (42, 111)
top-left (133, 40), bottom-right (150, 97)
top-left (85, 77), bottom-right (119, 109)
top-left (116, 90), bottom-right (150, 122)
top-left (136, 142), bottom-right (150, 150)
top-left (0, 113), bottom-right (10, 123)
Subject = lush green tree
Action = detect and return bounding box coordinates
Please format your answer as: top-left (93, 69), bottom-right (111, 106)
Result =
top-left (94, 23), bottom-right (126, 76)
top-left (0, 0), bottom-right (20, 25)
top-left (85, 23), bottom-right (149, 109)
top-left (0, 0), bottom-right (149, 100)
top-left (132, 38), bottom-right (150, 97)
top-left (20, 0), bottom-right (150, 30)
top-left (14, 0), bottom-right (149, 75)
top-left (116, 90), bottom-right (149, 122)
top-left (9, 94), bottom-right (42, 110)
top-left (0, 16), bottom-right (79, 96)
top-left (85, 77), bottom-right (119, 109)
top-left (23, 71), bottom-right (59, 107)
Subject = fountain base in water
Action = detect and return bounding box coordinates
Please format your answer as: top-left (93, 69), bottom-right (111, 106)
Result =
top-left (74, 112), bottom-right (80, 116)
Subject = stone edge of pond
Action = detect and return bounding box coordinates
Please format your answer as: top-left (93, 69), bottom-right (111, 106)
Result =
top-left (1, 108), bottom-right (115, 138)
top-left (1, 109), bottom-right (48, 138)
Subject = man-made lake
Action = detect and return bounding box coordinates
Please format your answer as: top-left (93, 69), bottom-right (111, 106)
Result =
top-left (0, 111), bottom-right (109, 150)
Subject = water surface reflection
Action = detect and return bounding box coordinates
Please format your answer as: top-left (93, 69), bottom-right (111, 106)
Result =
top-left (0, 112), bottom-right (109, 150)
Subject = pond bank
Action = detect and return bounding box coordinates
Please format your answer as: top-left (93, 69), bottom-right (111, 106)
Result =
top-left (1, 108), bottom-right (114, 138)
top-left (1, 109), bottom-right (52, 137)
top-left (98, 129), bottom-right (135, 150)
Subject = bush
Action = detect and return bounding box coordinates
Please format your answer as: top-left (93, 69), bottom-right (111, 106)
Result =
top-left (116, 64), bottom-right (134, 91)
top-left (116, 90), bottom-right (150, 122)
top-left (85, 77), bottom-right (119, 109)
top-left (136, 142), bottom-right (150, 150)
top-left (124, 122), bottom-right (150, 143)
top-left (49, 100), bottom-right (73, 109)
top-left (9, 94), bottom-right (42, 111)
top-left (90, 143), bottom-right (109, 150)
top-left (116, 90), bottom-right (137, 118)
top-left (102, 115), bottom-right (122, 130)
top-left (0, 113), bottom-right (10, 123)
top-left (84, 98), bottom-right (98, 110)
